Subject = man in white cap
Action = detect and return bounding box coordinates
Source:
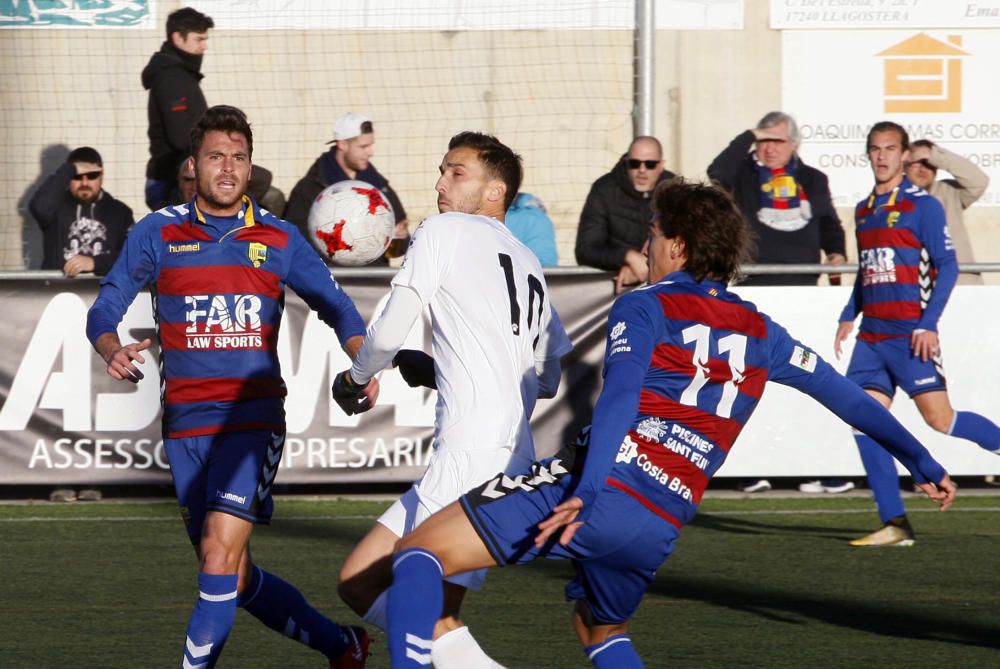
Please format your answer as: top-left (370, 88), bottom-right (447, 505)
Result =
top-left (285, 112), bottom-right (409, 260)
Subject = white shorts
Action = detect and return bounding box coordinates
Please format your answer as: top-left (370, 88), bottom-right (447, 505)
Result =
top-left (378, 446), bottom-right (532, 590)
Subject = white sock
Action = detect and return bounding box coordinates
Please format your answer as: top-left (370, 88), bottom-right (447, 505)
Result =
top-left (431, 625), bottom-right (507, 669)
top-left (361, 590), bottom-right (389, 631)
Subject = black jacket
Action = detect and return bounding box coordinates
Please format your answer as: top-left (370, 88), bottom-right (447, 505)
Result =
top-left (708, 130), bottom-right (846, 285)
top-left (284, 150), bottom-right (406, 240)
top-left (28, 163), bottom-right (134, 275)
top-left (575, 157), bottom-right (675, 271)
top-left (142, 42), bottom-right (208, 181)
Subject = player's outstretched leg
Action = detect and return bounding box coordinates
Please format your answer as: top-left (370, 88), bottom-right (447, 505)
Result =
top-left (238, 565), bottom-right (370, 667)
top-left (180, 571), bottom-right (239, 668)
top-left (585, 634), bottom-right (644, 668)
top-left (387, 547), bottom-right (445, 667)
top-left (850, 431), bottom-right (914, 547)
top-left (948, 411), bottom-right (1000, 453)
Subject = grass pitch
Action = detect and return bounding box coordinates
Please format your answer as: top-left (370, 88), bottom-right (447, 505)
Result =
top-left (2, 493), bottom-right (998, 668)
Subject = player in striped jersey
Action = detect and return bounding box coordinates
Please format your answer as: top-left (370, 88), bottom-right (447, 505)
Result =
top-left (835, 121), bottom-right (1000, 547)
top-left (87, 106), bottom-right (374, 668)
top-left (381, 179), bottom-right (955, 668)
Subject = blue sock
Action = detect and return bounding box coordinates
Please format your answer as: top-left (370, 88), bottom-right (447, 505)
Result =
top-left (181, 572), bottom-right (238, 669)
top-left (949, 411), bottom-right (1000, 453)
top-left (585, 634), bottom-right (644, 668)
top-left (387, 548), bottom-right (444, 668)
top-left (238, 565), bottom-right (349, 660)
top-left (855, 432), bottom-right (905, 523)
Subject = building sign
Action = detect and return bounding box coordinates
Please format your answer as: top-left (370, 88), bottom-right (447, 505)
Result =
top-left (771, 0), bottom-right (1000, 30)
top-left (783, 30), bottom-right (1000, 206)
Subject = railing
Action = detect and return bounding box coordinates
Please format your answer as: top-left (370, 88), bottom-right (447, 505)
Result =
top-left (5, 263), bottom-right (1000, 281)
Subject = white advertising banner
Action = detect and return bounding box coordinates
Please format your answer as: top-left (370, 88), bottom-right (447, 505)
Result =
top-left (782, 29), bottom-right (1000, 207)
top-left (771, 0), bottom-right (1000, 30)
top-left (186, 0), bottom-right (744, 31)
top-left (2, 276), bottom-right (998, 485)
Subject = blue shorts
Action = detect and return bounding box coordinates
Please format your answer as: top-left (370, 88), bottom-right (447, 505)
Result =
top-left (846, 337), bottom-right (947, 398)
top-left (460, 449), bottom-right (681, 624)
top-left (164, 429), bottom-right (285, 544)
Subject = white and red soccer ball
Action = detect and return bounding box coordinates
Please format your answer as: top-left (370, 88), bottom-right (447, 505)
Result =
top-left (307, 180), bottom-right (395, 266)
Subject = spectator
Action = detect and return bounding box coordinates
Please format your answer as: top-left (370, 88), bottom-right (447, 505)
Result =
top-left (709, 112), bottom-right (849, 495)
top-left (167, 157), bottom-right (197, 205)
top-left (506, 192), bottom-right (559, 266)
top-left (142, 7), bottom-right (213, 211)
top-left (576, 136), bottom-right (674, 294)
top-left (708, 111), bottom-right (846, 287)
top-left (28, 146), bottom-right (134, 277)
top-left (905, 139), bottom-right (989, 284)
top-left (285, 112), bottom-right (409, 261)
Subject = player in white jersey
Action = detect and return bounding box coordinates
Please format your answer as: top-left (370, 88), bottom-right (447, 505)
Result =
top-left (332, 131), bottom-right (572, 668)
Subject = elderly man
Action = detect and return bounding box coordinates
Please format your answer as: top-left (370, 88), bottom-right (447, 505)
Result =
top-left (905, 139), bottom-right (989, 284)
top-left (575, 136), bottom-right (675, 294)
top-left (28, 146), bottom-right (134, 277)
top-left (708, 111), bottom-right (846, 287)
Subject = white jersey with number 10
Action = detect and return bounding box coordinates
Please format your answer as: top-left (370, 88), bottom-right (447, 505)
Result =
top-left (392, 211), bottom-right (572, 458)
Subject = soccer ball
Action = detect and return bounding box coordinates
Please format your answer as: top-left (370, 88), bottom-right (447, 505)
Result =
top-left (307, 180), bottom-right (395, 266)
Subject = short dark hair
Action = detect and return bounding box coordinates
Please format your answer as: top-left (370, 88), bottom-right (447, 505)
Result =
top-left (359, 121), bottom-right (373, 135)
top-left (447, 131), bottom-right (523, 210)
top-left (190, 105), bottom-right (253, 158)
top-left (67, 146), bottom-right (102, 166)
top-left (652, 179), bottom-right (751, 284)
top-left (166, 7), bottom-right (213, 40)
top-left (867, 121), bottom-right (909, 152)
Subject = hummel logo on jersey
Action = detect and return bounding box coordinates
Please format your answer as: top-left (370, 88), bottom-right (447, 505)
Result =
top-left (169, 242), bottom-right (201, 253)
top-left (478, 459), bottom-right (569, 500)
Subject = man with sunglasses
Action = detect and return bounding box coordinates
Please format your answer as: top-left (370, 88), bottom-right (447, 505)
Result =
top-left (904, 139), bottom-right (989, 284)
top-left (28, 146), bottom-right (134, 277)
top-left (575, 136), bottom-right (675, 294)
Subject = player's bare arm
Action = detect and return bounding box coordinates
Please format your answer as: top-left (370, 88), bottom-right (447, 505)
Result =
top-left (834, 321), bottom-right (854, 359)
top-left (95, 332), bottom-right (151, 383)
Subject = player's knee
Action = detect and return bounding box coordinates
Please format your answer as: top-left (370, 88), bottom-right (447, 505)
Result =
top-left (199, 539), bottom-right (244, 575)
top-left (336, 578), bottom-right (367, 615)
top-left (924, 410), bottom-right (954, 434)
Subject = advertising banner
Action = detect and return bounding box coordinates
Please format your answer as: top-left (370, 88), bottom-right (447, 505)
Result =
top-left (783, 29), bottom-right (1000, 206)
top-left (2, 275), bottom-right (997, 485)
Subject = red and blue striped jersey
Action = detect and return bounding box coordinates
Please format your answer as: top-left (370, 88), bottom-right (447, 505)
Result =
top-left (839, 177), bottom-right (958, 341)
top-left (87, 196), bottom-right (365, 438)
top-left (573, 271), bottom-right (945, 527)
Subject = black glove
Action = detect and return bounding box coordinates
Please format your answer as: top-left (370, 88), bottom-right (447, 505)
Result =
top-left (331, 370), bottom-right (372, 416)
top-left (392, 349), bottom-right (437, 389)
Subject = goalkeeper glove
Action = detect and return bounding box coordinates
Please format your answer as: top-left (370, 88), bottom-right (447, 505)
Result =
top-left (392, 349), bottom-right (437, 389)
top-left (331, 370), bottom-right (372, 415)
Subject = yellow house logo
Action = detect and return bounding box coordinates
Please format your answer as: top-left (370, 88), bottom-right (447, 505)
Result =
top-left (877, 33), bottom-right (969, 113)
